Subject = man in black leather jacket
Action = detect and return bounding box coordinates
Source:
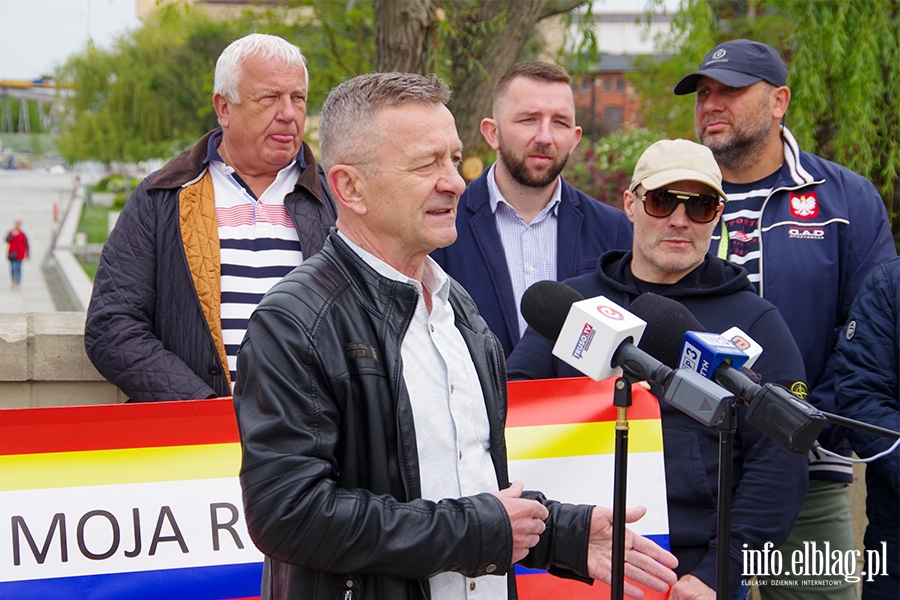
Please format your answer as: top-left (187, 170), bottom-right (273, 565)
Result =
top-left (233, 73), bottom-right (678, 600)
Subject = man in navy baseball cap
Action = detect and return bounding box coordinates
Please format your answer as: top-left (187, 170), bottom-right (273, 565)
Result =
top-left (674, 38), bottom-right (787, 95)
top-left (675, 37), bottom-right (897, 600)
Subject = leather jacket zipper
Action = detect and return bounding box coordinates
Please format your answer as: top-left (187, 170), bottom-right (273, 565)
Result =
top-left (396, 393), bottom-right (411, 502)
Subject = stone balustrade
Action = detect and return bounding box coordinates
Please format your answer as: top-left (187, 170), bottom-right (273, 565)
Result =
top-left (0, 311), bottom-right (126, 408)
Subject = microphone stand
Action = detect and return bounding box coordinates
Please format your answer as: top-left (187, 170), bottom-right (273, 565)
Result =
top-left (610, 374), bottom-right (635, 600)
top-left (821, 411), bottom-right (899, 441)
top-left (713, 398), bottom-right (899, 599)
top-left (715, 399), bottom-right (737, 600)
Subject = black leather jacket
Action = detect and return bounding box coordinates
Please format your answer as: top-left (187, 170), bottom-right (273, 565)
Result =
top-left (233, 233), bottom-right (594, 600)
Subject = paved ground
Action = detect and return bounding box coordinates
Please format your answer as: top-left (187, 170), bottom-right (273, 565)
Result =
top-left (0, 168), bottom-right (78, 312)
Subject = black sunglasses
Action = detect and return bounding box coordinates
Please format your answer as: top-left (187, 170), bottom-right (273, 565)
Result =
top-left (636, 189), bottom-right (722, 224)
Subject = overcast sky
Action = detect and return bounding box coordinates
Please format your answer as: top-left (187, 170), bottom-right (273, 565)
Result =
top-left (0, 0), bottom-right (677, 81)
top-left (0, 0), bottom-right (140, 80)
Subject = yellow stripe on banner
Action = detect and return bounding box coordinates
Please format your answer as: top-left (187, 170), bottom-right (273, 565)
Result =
top-left (506, 420), bottom-right (663, 461)
top-left (0, 443), bottom-right (241, 491)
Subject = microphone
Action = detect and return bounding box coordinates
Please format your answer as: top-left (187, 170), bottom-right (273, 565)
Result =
top-left (522, 281), bottom-right (649, 382)
top-left (629, 293), bottom-right (826, 453)
top-left (679, 330), bottom-right (750, 378)
top-left (721, 327), bottom-right (763, 369)
top-left (627, 290), bottom-right (763, 371)
top-left (520, 281), bottom-right (733, 425)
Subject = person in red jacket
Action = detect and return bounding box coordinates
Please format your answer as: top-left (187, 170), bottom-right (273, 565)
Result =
top-left (5, 220), bottom-right (28, 290)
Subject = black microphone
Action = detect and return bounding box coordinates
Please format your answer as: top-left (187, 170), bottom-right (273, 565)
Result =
top-left (520, 281), bottom-right (733, 425)
top-left (521, 280), bottom-right (584, 341)
top-left (629, 293), bottom-right (826, 453)
top-left (521, 281), bottom-right (672, 383)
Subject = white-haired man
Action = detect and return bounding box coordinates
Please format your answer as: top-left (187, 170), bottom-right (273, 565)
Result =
top-left (86, 33), bottom-right (336, 401)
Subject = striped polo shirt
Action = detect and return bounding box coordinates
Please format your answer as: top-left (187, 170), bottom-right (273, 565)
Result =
top-left (205, 132), bottom-right (305, 387)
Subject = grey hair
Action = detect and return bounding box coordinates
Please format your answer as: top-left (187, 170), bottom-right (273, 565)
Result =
top-left (214, 33), bottom-right (308, 103)
top-left (319, 72), bottom-right (451, 172)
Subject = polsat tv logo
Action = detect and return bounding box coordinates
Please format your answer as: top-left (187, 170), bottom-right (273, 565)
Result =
top-left (730, 334), bottom-right (752, 352)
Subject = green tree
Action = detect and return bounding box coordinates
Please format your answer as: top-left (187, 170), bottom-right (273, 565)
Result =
top-left (630, 0), bottom-right (717, 139)
top-left (0, 98), bottom-right (48, 134)
top-left (787, 0), bottom-right (900, 237)
top-left (374, 0), bottom-right (590, 156)
top-left (57, 4), bottom-right (248, 163)
top-left (56, 0), bottom-right (378, 163)
top-left (56, 0), bottom-right (597, 165)
top-left (633, 0), bottom-right (900, 240)
top-left (563, 127), bottom-right (663, 207)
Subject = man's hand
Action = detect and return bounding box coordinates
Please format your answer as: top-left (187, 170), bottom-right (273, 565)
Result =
top-left (490, 480), bottom-right (549, 563)
top-left (669, 574), bottom-right (715, 600)
top-left (587, 505), bottom-right (679, 599)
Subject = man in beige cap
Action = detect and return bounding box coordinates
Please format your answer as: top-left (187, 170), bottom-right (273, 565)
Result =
top-left (508, 139), bottom-right (809, 600)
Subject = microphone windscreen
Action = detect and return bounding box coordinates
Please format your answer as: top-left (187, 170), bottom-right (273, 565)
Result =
top-left (629, 293), bottom-right (704, 368)
top-left (521, 280), bottom-right (585, 341)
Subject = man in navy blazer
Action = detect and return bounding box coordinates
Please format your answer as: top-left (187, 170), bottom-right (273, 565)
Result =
top-left (432, 62), bottom-right (633, 357)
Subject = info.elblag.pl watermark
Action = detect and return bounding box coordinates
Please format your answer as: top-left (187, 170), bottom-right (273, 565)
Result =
top-left (742, 541), bottom-right (890, 586)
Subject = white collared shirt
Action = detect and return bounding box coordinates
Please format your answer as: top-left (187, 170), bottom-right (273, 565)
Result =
top-left (487, 165), bottom-right (560, 339)
top-left (338, 231), bottom-right (507, 600)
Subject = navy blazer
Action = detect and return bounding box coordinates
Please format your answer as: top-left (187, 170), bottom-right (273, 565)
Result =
top-left (432, 169), bottom-right (633, 357)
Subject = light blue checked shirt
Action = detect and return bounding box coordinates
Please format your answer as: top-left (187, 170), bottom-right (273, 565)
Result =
top-left (486, 165), bottom-right (561, 340)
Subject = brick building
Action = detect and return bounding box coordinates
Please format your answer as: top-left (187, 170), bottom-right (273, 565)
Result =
top-left (569, 8), bottom-right (673, 141)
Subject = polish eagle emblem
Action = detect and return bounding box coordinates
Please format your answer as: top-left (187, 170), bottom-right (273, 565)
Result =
top-left (789, 192), bottom-right (819, 219)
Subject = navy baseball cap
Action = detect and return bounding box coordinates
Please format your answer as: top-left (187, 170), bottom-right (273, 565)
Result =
top-left (674, 39), bottom-right (788, 95)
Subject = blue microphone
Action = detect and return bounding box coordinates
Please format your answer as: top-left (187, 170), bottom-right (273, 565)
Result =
top-left (678, 331), bottom-right (749, 378)
top-left (630, 293), bottom-right (826, 453)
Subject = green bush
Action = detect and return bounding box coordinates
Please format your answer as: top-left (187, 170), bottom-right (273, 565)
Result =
top-left (563, 128), bottom-right (664, 209)
top-left (94, 175), bottom-right (126, 193)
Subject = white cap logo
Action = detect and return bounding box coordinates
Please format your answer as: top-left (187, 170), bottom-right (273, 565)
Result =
top-left (713, 49), bottom-right (727, 59)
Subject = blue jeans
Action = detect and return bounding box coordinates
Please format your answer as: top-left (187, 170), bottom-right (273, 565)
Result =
top-left (9, 258), bottom-right (21, 285)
